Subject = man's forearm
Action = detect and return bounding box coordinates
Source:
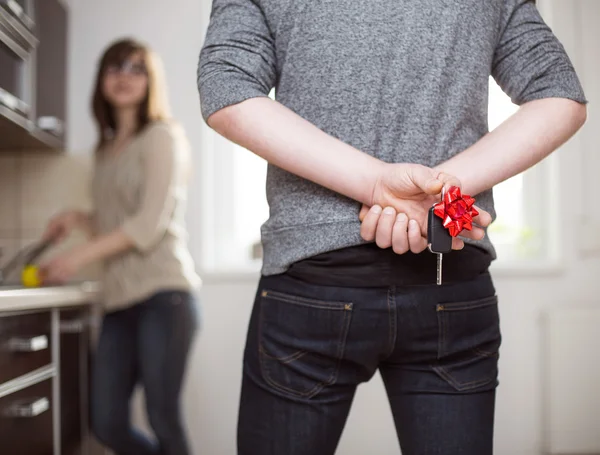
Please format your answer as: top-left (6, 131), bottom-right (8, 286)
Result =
top-left (435, 98), bottom-right (587, 196)
top-left (208, 97), bottom-right (386, 206)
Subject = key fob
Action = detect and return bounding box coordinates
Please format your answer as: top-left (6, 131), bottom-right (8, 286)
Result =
top-left (427, 206), bottom-right (452, 254)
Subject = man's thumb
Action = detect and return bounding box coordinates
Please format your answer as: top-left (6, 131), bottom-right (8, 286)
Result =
top-left (411, 165), bottom-right (443, 195)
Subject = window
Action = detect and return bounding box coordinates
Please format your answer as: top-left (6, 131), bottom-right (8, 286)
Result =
top-left (486, 78), bottom-right (558, 265)
top-left (200, 81), bottom-right (557, 273)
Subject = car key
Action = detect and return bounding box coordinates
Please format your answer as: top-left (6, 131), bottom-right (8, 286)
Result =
top-left (427, 205), bottom-right (452, 285)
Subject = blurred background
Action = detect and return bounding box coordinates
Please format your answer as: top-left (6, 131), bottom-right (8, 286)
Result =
top-left (0, 0), bottom-right (599, 454)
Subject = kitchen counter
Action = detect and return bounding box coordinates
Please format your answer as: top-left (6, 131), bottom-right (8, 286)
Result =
top-left (0, 281), bottom-right (103, 455)
top-left (0, 282), bottom-right (101, 312)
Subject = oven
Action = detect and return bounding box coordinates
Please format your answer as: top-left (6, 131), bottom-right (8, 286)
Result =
top-left (0, 0), bottom-right (36, 119)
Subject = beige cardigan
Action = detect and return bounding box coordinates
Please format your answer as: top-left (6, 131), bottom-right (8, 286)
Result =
top-left (91, 121), bottom-right (200, 311)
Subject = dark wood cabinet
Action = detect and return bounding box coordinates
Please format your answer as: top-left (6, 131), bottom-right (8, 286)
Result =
top-left (0, 303), bottom-right (98, 455)
top-left (0, 378), bottom-right (54, 455)
top-left (59, 307), bottom-right (91, 455)
top-left (0, 0), bottom-right (68, 151)
top-left (34, 0), bottom-right (67, 143)
top-left (0, 310), bottom-right (52, 384)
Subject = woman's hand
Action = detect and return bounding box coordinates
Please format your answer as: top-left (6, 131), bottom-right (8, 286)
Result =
top-left (42, 210), bottom-right (86, 244)
top-left (39, 248), bottom-right (87, 284)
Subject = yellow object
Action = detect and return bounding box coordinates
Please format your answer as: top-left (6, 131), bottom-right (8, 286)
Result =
top-left (21, 265), bottom-right (42, 288)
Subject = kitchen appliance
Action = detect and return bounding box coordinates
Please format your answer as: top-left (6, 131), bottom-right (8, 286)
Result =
top-left (0, 0), bottom-right (36, 120)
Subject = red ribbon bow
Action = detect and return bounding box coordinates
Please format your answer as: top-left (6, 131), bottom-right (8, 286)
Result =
top-left (433, 186), bottom-right (479, 237)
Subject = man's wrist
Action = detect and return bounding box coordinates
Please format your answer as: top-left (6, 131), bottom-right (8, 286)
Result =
top-left (364, 159), bottom-right (388, 207)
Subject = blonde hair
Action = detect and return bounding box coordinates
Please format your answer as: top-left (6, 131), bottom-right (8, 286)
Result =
top-left (91, 38), bottom-right (171, 150)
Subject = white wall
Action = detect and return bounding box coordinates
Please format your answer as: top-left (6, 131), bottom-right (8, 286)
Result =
top-left (64, 1), bottom-right (600, 454)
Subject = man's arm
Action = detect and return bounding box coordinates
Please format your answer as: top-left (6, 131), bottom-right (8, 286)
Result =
top-left (436, 97), bottom-right (586, 196)
top-left (208, 98), bottom-right (387, 206)
top-left (199, 0), bottom-right (388, 206)
top-left (198, 0), bottom-right (458, 213)
top-left (436, 0), bottom-right (587, 194)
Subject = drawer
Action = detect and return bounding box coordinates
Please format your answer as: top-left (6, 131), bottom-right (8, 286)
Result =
top-left (0, 378), bottom-right (54, 455)
top-left (0, 311), bottom-right (52, 385)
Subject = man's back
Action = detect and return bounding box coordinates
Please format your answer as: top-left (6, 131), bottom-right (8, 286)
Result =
top-left (199, 0), bottom-right (585, 274)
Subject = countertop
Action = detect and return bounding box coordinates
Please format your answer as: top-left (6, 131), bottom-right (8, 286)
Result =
top-left (0, 282), bottom-right (101, 312)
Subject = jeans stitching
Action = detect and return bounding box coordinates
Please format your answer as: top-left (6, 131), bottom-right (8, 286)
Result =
top-left (259, 347), bottom-right (308, 363)
top-left (436, 296), bottom-right (499, 359)
top-left (437, 296), bottom-right (497, 312)
top-left (433, 365), bottom-right (497, 391)
top-left (257, 301), bottom-right (317, 398)
top-left (437, 305), bottom-right (445, 360)
top-left (384, 286), bottom-right (397, 359)
top-left (257, 291), bottom-right (353, 399)
top-left (472, 347), bottom-right (500, 358)
top-left (262, 290), bottom-right (351, 310)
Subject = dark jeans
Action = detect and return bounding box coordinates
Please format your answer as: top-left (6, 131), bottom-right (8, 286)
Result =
top-left (238, 272), bottom-right (501, 455)
top-left (91, 290), bottom-right (198, 455)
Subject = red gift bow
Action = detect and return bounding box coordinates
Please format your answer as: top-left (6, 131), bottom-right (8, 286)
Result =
top-left (433, 186), bottom-right (479, 237)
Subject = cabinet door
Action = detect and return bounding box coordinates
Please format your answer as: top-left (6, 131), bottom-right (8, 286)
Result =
top-left (60, 307), bottom-right (91, 455)
top-left (33, 0), bottom-right (67, 138)
top-left (0, 378), bottom-right (54, 455)
top-left (0, 310), bottom-right (52, 385)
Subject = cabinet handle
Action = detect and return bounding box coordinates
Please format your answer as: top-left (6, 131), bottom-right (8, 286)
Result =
top-left (59, 319), bottom-right (87, 333)
top-left (8, 335), bottom-right (48, 352)
top-left (4, 397), bottom-right (50, 418)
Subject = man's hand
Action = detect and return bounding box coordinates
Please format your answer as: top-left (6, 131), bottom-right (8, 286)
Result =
top-left (363, 164), bottom-right (492, 253)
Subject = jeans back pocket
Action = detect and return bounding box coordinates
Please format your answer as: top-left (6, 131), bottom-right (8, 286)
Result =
top-left (258, 289), bottom-right (353, 399)
top-left (434, 295), bottom-right (501, 392)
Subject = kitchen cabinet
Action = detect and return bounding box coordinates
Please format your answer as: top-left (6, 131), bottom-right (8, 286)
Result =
top-left (0, 0), bottom-right (68, 151)
top-left (0, 378), bottom-right (54, 455)
top-left (0, 302), bottom-right (100, 455)
top-left (60, 307), bottom-right (92, 455)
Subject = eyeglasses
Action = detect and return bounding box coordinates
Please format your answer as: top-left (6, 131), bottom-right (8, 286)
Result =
top-left (105, 60), bottom-right (147, 76)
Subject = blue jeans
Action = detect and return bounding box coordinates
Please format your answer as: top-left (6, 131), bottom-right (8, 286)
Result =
top-left (238, 272), bottom-right (500, 454)
top-left (91, 290), bottom-right (198, 455)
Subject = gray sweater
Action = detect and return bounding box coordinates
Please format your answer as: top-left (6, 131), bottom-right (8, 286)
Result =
top-left (198, 0), bottom-right (586, 276)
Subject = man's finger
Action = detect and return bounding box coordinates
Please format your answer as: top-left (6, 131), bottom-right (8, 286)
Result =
top-left (452, 237), bottom-right (465, 250)
top-left (359, 204), bottom-right (370, 222)
top-left (360, 205), bottom-right (382, 241)
top-left (392, 213), bottom-right (409, 254)
top-left (436, 171), bottom-right (462, 192)
top-left (408, 219), bottom-right (427, 253)
top-left (459, 226), bottom-right (486, 241)
top-left (473, 206), bottom-right (492, 227)
top-left (409, 165), bottom-right (444, 195)
top-left (375, 207), bottom-right (396, 249)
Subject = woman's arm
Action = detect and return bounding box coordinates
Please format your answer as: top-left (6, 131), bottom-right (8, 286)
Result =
top-left (69, 229), bottom-right (134, 266)
top-left (41, 123), bottom-right (187, 283)
top-left (77, 211), bottom-right (96, 239)
top-left (76, 123), bottom-right (185, 262)
top-left (435, 98), bottom-right (586, 196)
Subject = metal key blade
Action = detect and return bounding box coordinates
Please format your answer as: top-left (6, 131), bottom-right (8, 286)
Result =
top-left (436, 253), bottom-right (443, 285)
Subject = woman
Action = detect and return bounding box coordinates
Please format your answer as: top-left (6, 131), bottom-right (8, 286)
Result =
top-left (41, 38), bottom-right (200, 455)
top-left (198, 0), bottom-right (586, 453)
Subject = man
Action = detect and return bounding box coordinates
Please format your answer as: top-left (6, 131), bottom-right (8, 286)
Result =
top-left (198, 0), bottom-right (586, 453)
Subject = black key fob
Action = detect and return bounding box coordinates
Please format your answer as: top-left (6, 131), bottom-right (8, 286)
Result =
top-left (427, 206), bottom-right (452, 254)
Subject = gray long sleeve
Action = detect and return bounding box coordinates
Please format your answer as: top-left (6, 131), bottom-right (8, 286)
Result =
top-left (493, 0), bottom-right (587, 105)
top-left (198, 0), bottom-right (276, 121)
top-left (198, 0), bottom-right (586, 275)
